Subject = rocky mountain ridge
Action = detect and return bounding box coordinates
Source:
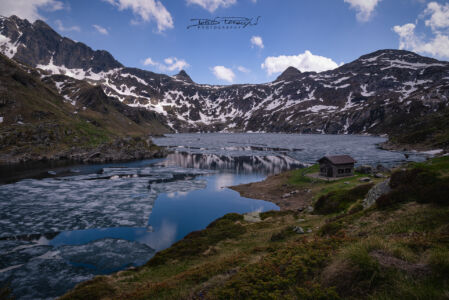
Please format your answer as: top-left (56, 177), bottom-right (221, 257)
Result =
top-left (1, 15), bottom-right (449, 138)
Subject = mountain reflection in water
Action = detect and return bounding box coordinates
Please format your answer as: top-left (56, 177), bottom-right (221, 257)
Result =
top-left (159, 151), bottom-right (305, 174)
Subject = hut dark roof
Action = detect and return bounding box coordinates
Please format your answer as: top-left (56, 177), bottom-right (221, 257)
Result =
top-left (318, 155), bottom-right (357, 165)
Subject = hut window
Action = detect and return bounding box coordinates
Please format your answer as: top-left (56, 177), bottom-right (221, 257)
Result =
top-left (338, 169), bottom-right (344, 174)
top-left (345, 168), bottom-right (351, 173)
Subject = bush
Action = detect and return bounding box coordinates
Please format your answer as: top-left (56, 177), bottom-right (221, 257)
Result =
top-left (377, 168), bottom-right (449, 208)
top-left (319, 221), bottom-right (344, 236)
top-left (270, 226), bottom-right (296, 242)
top-left (417, 177), bottom-right (449, 205)
top-left (314, 184), bottom-right (373, 215)
top-left (390, 167), bottom-right (439, 189)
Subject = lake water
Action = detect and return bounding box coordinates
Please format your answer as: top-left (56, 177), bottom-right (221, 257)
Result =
top-left (0, 134), bottom-right (429, 299)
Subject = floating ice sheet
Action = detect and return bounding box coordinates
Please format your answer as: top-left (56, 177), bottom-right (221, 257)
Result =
top-left (0, 166), bottom-right (210, 238)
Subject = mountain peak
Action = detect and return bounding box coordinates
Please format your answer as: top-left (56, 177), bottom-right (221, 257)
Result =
top-left (174, 70), bottom-right (194, 83)
top-left (357, 49), bottom-right (443, 64)
top-left (0, 15), bottom-right (123, 73)
top-left (275, 66), bottom-right (301, 82)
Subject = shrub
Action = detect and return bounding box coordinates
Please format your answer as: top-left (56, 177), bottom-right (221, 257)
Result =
top-left (377, 167), bottom-right (449, 208)
top-left (270, 226), bottom-right (296, 242)
top-left (417, 177), bottom-right (449, 205)
top-left (390, 167), bottom-right (439, 189)
top-left (314, 184), bottom-right (373, 215)
top-left (319, 221), bottom-right (344, 236)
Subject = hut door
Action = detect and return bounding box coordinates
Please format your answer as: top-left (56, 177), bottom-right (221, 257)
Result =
top-left (327, 167), bottom-right (333, 177)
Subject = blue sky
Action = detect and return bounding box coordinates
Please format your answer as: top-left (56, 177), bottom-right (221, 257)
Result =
top-left (1, 0), bottom-right (449, 84)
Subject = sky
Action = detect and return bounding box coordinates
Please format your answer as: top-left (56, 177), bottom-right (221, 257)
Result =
top-left (0, 0), bottom-right (449, 85)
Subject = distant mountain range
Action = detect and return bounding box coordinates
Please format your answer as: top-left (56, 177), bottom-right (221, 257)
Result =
top-left (1, 15), bottom-right (448, 148)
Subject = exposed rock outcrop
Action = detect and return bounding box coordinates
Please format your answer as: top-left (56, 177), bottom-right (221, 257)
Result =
top-left (363, 179), bottom-right (391, 208)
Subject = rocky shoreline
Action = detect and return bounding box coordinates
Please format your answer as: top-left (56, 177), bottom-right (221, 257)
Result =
top-left (378, 140), bottom-right (447, 154)
top-left (0, 136), bottom-right (168, 165)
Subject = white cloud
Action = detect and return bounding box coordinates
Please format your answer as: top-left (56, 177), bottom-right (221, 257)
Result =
top-left (344, 0), bottom-right (381, 22)
top-left (163, 57), bottom-right (189, 71)
top-left (261, 50), bottom-right (341, 75)
top-left (104, 0), bottom-right (173, 32)
top-left (186, 0), bottom-right (236, 13)
top-left (393, 23), bottom-right (449, 58)
top-left (55, 19), bottom-right (80, 32)
top-left (237, 66), bottom-right (250, 73)
top-left (212, 66), bottom-right (235, 83)
top-left (0, 0), bottom-right (64, 21)
top-left (393, 2), bottom-right (449, 59)
top-left (93, 24), bottom-right (108, 35)
top-left (143, 57), bottom-right (157, 66)
top-left (250, 35), bottom-right (264, 49)
top-left (423, 2), bottom-right (449, 31)
top-left (143, 57), bottom-right (189, 72)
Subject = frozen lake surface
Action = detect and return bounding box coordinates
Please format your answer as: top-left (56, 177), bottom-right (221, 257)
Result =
top-left (0, 133), bottom-right (429, 299)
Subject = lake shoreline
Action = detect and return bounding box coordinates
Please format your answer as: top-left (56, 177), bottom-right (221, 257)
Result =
top-left (0, 136), bottom-right (168, 165)
top-left (230, 170), bottom-right (313, 211)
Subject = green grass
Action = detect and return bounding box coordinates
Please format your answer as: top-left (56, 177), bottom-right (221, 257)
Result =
top-left (409, 156), bottom-right (449, 174)
top-left (287, 164), bottom-right (320, 185)
top-left (72, 121), bottom-right (111, 147)
top-left (287, 164), bottom-right (383, 205)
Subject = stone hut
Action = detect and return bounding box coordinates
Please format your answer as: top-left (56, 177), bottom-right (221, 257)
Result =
top-left (318, 155), bottom-right (356, 178)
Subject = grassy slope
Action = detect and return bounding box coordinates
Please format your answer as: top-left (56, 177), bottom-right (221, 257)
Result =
top-left (61, 156), bottom-right (449, 300)
top-left (382, 107), bottom-right (449, 151)
top-left (0, 54), bottom-right (170, 162)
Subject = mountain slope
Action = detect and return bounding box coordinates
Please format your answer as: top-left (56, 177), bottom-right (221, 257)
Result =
top-left (1, 16), bottom-right (449, 144)
top-left (0, 53), bottom-right (170, 164)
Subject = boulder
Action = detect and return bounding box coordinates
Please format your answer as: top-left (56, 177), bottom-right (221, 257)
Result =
top-left (363, 178), bottom-right (391, 208)
top-left (376, 164), bottom-right (391, 173)
top-left (359, 177), bottom-right (371, 182)
top-left (293, 226), bottom-right (304, 234)
top-left (244, 211), bottom-right (261, 223)
top-left (355, 165), bottom-right (373, 174)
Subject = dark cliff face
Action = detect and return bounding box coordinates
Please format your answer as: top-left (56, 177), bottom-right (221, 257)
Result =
top-left (275, 66), bottom-right (303, 82)
top-left (174, 70), bottom-right (194, 83)
top-left (0, 15), bottom-right (122, 72)
top-left (1, 15), bottom-right (449, 136)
